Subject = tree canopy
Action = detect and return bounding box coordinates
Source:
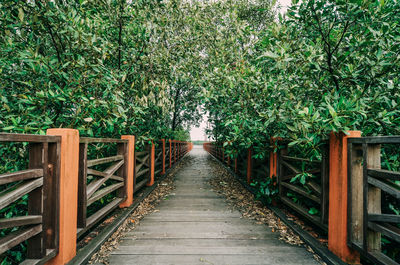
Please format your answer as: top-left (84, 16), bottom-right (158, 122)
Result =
top-left (1, 0), bottom-right (399, 147)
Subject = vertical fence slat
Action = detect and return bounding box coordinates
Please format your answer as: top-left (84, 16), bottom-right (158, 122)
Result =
top-left (162, 139), bottom-right (166, 174)
top-left (27, 143), bottom-right (45, 258)
top-left (321, 144), bottom-right (329, 225)
top-left (77, 143), bottom-right (87, 229)
top-left (366, 144), bottom-right (381, 252)
top-left (45, 141), bottom-right (60, 250)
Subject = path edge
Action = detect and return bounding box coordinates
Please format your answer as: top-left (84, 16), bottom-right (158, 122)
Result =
top-left (67, 153), bottom-right (190, 265)
top-left (207, 153), bottom-right (347, 265)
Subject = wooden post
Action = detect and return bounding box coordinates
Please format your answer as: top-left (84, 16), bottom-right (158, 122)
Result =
top-left (46, 129), bottom-right (79, 265)
top-left (120, 135), bottom-right (135, 207)
top-left (269, 137), bottom-right (282, 178)
top-left (147, 141), bottom-right (155, 186)
top-left (235, 158), bottom-right (238, 173)
top-left (246, 147), bottom-right (252, 184)
top-left (169, 139), bottom-right (172, 168)
top-left (174, 141), bottom-right (177, 164)
top-left (269, 151), bottom-right (277, 178)
top-left (328, 131), bottom-right (360, 264)
top-left (270, 138), bottom-right (279, 179)
top-left (77, 142), bottom-right (87, 229)
top-left (348, 142), bottom-right (363, 246)
top-left (161, 139), bottom-right (166, 175)
top-left (27, 142), bottom-right (46, 258)
top-left (366, 144), bottom-right (381, 251)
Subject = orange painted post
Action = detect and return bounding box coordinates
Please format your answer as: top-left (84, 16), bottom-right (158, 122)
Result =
top-left (169, 139), bottom-right (172, 168)
top-left (120, 135), bottom-right (135, 208)
top-left (161, 139), bottom-right (166, 174)
top-left (46, 129), bottom-right (79, 265)
top-left (246, 147), bottom-right (252, 184)
top-left (328, 131), bottom-right (361, 264)
top-left (147, 141), bottom-right (155, 186)
top-left (269, 137), bottom-right (279, 179)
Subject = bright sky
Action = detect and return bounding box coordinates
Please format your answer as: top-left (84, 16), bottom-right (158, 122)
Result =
top-left (189, 0), bottom-right (291, 141)
top-left (190, 116), bottom-right (208, 141)
top-left (277, 0), bottom-right (292, 13)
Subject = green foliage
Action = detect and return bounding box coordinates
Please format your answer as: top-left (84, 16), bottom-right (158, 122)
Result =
top-left (250, 176), bottom-right (278, 204)
top-left (0, 0), bottom-right (199, 140)
top-left (205, 0), bottom-right (400, 151)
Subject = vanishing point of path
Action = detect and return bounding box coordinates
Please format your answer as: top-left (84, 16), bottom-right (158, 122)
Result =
top-left (107, 146), bottom-right (319, 265)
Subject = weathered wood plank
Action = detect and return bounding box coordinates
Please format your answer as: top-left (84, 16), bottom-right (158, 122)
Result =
top-left (368, 214), bottom-right (400, 223)
top-left (281, 155), bottom-right (321, 164)
top-left (0, 225), bottom-right (42, 255)
top-left (368, 177), bottom-right (400, 199)
top-left (87, 155), bottom-right (124, 167)
top-left (85, 198), bottom-right (123, 229)
top-left (86, 160), bottom-right (124, 199)
top-left (87, 169), bottom-right (124, 182)
top-left (79, 137), bottom-right (127, 144)
top-left (87, 183), bottom-right (125, 206)
top-left (281, 182), bottom-right (320, 203)
top-left (0, 178), bottom-right (43, 210)
top-left (0, 215), bottom-right (42, 229)
top-left (0, 169), bottom-right (43, 185)
top-left (368, 168), bottom-right (400, 181)
top-left (0, 133), bottom-right (60, 143)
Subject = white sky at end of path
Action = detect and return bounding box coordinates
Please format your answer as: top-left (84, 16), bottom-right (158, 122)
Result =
top-left (190, 117), bottom-right (209, 141)
top-left (189, 0), bottom-right (292, 141)
top-left (277, 0), bottom-right (292, 14)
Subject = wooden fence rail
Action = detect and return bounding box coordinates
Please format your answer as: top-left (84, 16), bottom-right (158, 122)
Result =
top-left (77, 137), bottom-right (128, 237)
top-left (0, 133), bottom-right (61, 264)
top-left (348, 136), bottom-right (400, 265)
top-left (277, 140), bottom-right (329, 232)
top-left (0, 132), bottom-right (191, 264)
top-left (134, 144), bottom-right (152, 193)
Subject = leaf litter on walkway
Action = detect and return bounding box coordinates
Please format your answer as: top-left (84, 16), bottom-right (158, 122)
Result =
top-left (207, 157), bottom-right (326, 265)
top-left (88, 156), bottom-right (193, 264)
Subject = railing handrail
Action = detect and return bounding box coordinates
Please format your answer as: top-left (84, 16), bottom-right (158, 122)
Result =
top-left (0, 133), bottom-right (60, 143)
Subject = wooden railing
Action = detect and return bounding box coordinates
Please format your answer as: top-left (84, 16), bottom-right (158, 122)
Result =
top-left (348, 136), bottom-right (400, 265)
top-left (77, 137), bottom-right (128, 237)
top-left (165, 141), bottom-right (170, 170)
top-left (205, 134), bottom-right (400, 265)
top-left (277, 140), bottom-right (329, 231)
top-left (134, 144), bottom-right (152, 193)
top-left (155, 141), bottom-right (163, 178)
top-left (0, 133), bottom-right (60, 263)
top-left (1, 132), bottom-right (192, 264)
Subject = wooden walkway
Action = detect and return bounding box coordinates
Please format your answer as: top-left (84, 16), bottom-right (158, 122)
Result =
top-left (107, 146), bottom-right (319, 265)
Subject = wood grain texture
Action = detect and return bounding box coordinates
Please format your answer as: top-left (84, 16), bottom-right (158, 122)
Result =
top-left (108, 146), bottom-right (319, 265)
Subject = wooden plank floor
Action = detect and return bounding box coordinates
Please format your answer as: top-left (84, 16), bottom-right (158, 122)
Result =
top-left (108, 146), bottom-right (319, 265)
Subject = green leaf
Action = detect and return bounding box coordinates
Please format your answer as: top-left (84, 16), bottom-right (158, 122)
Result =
top-left (308, 207), bottom-right (319, 215)
top-left (18, 8), bottom-right (24, 22)
top-left (2, 126), bottom-right (15, 131)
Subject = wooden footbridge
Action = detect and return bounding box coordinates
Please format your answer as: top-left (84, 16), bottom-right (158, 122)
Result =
top-left (1, 130), bottom-right (400, 265)
top-left (106, 146), bottom-right (319, 265)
